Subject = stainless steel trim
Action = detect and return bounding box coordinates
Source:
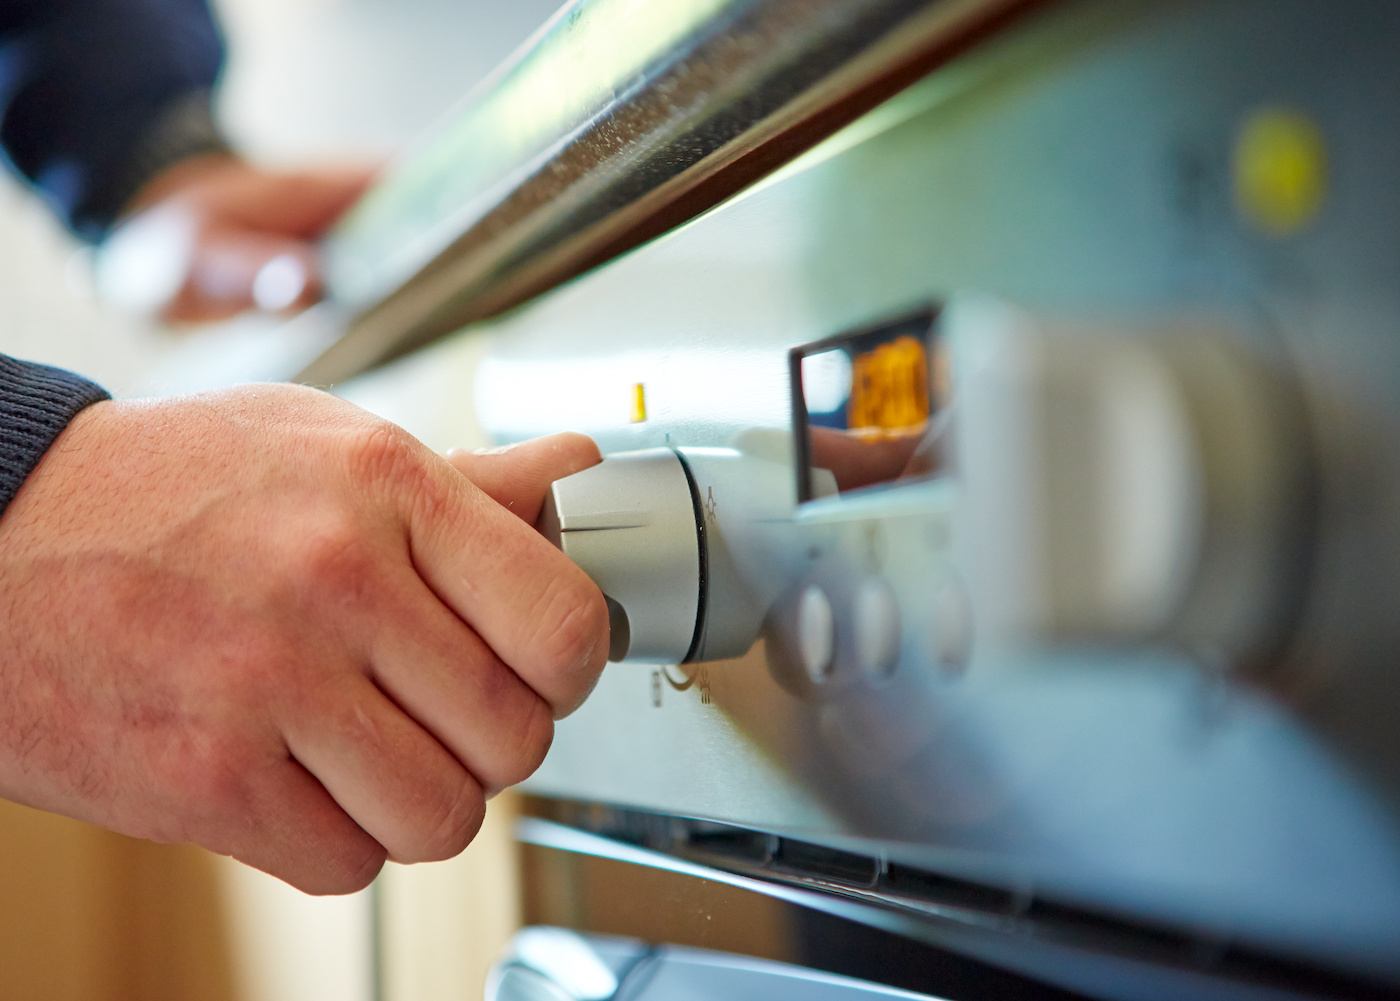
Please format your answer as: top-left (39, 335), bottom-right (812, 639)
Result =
top-left (516, 817), bottom-right (1383, 1001)
top-left (299, 0), bottom-right (1050, 385)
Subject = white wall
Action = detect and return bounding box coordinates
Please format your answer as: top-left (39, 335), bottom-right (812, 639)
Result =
top-left (215, 0), bottom-right (566, 163)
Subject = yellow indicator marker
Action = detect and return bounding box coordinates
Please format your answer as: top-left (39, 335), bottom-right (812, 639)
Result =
top-left (1233, 107), bottom-right (1327, 236)
top-left (630, 382), bottom-right (648, 423)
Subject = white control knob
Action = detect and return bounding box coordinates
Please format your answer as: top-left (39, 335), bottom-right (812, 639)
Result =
top-left (539, 449), bottom-right (702, 663)
top-left (948, 297), bottom-right (1310, 664)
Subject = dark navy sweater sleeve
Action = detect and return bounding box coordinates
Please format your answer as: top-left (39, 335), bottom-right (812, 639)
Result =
top-left (0, 0), bottom-right (229, 241)
top-left (0, 355), bottom-right (109, 516)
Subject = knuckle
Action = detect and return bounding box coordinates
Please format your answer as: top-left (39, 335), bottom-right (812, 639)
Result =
top-left (489, 695), bottom-right (554, 792)
top-left (530, 573), bottom-right (609, 705)
top-left (288, 515), bottom-right (374, 597)
top-left (154, 735), bottom-right (266, 846)
top-left (412, 779), bottom-right (485, 863)
top-left (170, 735), bottom-right (255, 815)
top-left (346, 422), bottom-right (455, 527)
top-left (317, 837), bottom-right (387, 895)
top-left (346, 423), bottom-right (429, 497)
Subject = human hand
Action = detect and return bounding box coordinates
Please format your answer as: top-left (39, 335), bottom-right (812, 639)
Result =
top-left (0, 387), bottom-right (607, 894)
top-left (95, 156), bottom-right (375, 323)
top-left (442, 437), bottom-right (607, 525)
top-left (808, 425), bottom-right (931, 491)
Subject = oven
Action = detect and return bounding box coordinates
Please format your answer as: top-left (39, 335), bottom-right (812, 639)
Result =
top-left (282, 0), bottom-right (1400, 997)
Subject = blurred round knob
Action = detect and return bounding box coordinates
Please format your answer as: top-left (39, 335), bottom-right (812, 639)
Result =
top-left (488, 967), bottom-right (576, 1001)
top-left (797, 585), bottom-right (836, 682)
top-left (853, 577), bottom-right (901, 679)
top-left (486, 928), bottom-right (619, 1001)
top-left (930, 571), bottom-right (973, 673)
top-left (949, 297), bottom-right (1311, 664)
top-left (540, 449), bottom-right (701, 663)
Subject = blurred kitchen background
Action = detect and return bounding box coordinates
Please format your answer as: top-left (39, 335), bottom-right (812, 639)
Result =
top-left (0, 0), bottom-right (563, 998)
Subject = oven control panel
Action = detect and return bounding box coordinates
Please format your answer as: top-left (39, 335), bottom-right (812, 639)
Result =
top-left (461, 0), bottom-right (1400, 986)
top-left (540, 296), bottom-right (1317, 683)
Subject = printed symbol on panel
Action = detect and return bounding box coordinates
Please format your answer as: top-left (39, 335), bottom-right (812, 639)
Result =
top-left (658, 664), bottom-right (714, 706)
top-left (863, 521), bottom-right (886, 571)
top-left (660, 665), bottom-right (696, 691)
top-left (651, 670), bottom-right (663, 708)
top-left (704, 487), bottom-right (718, 525)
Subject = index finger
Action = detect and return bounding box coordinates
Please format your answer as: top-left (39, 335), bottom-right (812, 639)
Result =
top-left (400, 450), bottom-right (610, 718)
top-left (444, 432), bottom-right (601, 523)
top-left (219, 166), bottom-right (380, 236)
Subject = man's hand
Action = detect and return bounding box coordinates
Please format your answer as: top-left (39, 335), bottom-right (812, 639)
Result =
top-left (0, 386), bottom-right (607, 894)
top-left (96, 156), bottom-right (374, 323)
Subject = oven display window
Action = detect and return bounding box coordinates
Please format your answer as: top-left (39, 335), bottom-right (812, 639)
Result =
top-left (790, 306), bottom-right (947, 502)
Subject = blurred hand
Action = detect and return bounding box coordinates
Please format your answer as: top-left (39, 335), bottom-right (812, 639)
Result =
top-left (95, 155), bottom-right (375, 324)
top-left (0, 388), bottom-right (606, 894)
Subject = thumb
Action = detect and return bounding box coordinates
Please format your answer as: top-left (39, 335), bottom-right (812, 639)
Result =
top-left (445, 433), bottom-right (601, 525)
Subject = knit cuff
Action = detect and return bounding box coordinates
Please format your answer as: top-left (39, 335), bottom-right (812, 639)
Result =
top-left (0, 356), bottom-right (111, 516)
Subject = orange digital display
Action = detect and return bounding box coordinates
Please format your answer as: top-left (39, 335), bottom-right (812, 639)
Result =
top-left (848, 334), bottom-right (931, 435)
top-left (790, 306), bottom-right (945, 502)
